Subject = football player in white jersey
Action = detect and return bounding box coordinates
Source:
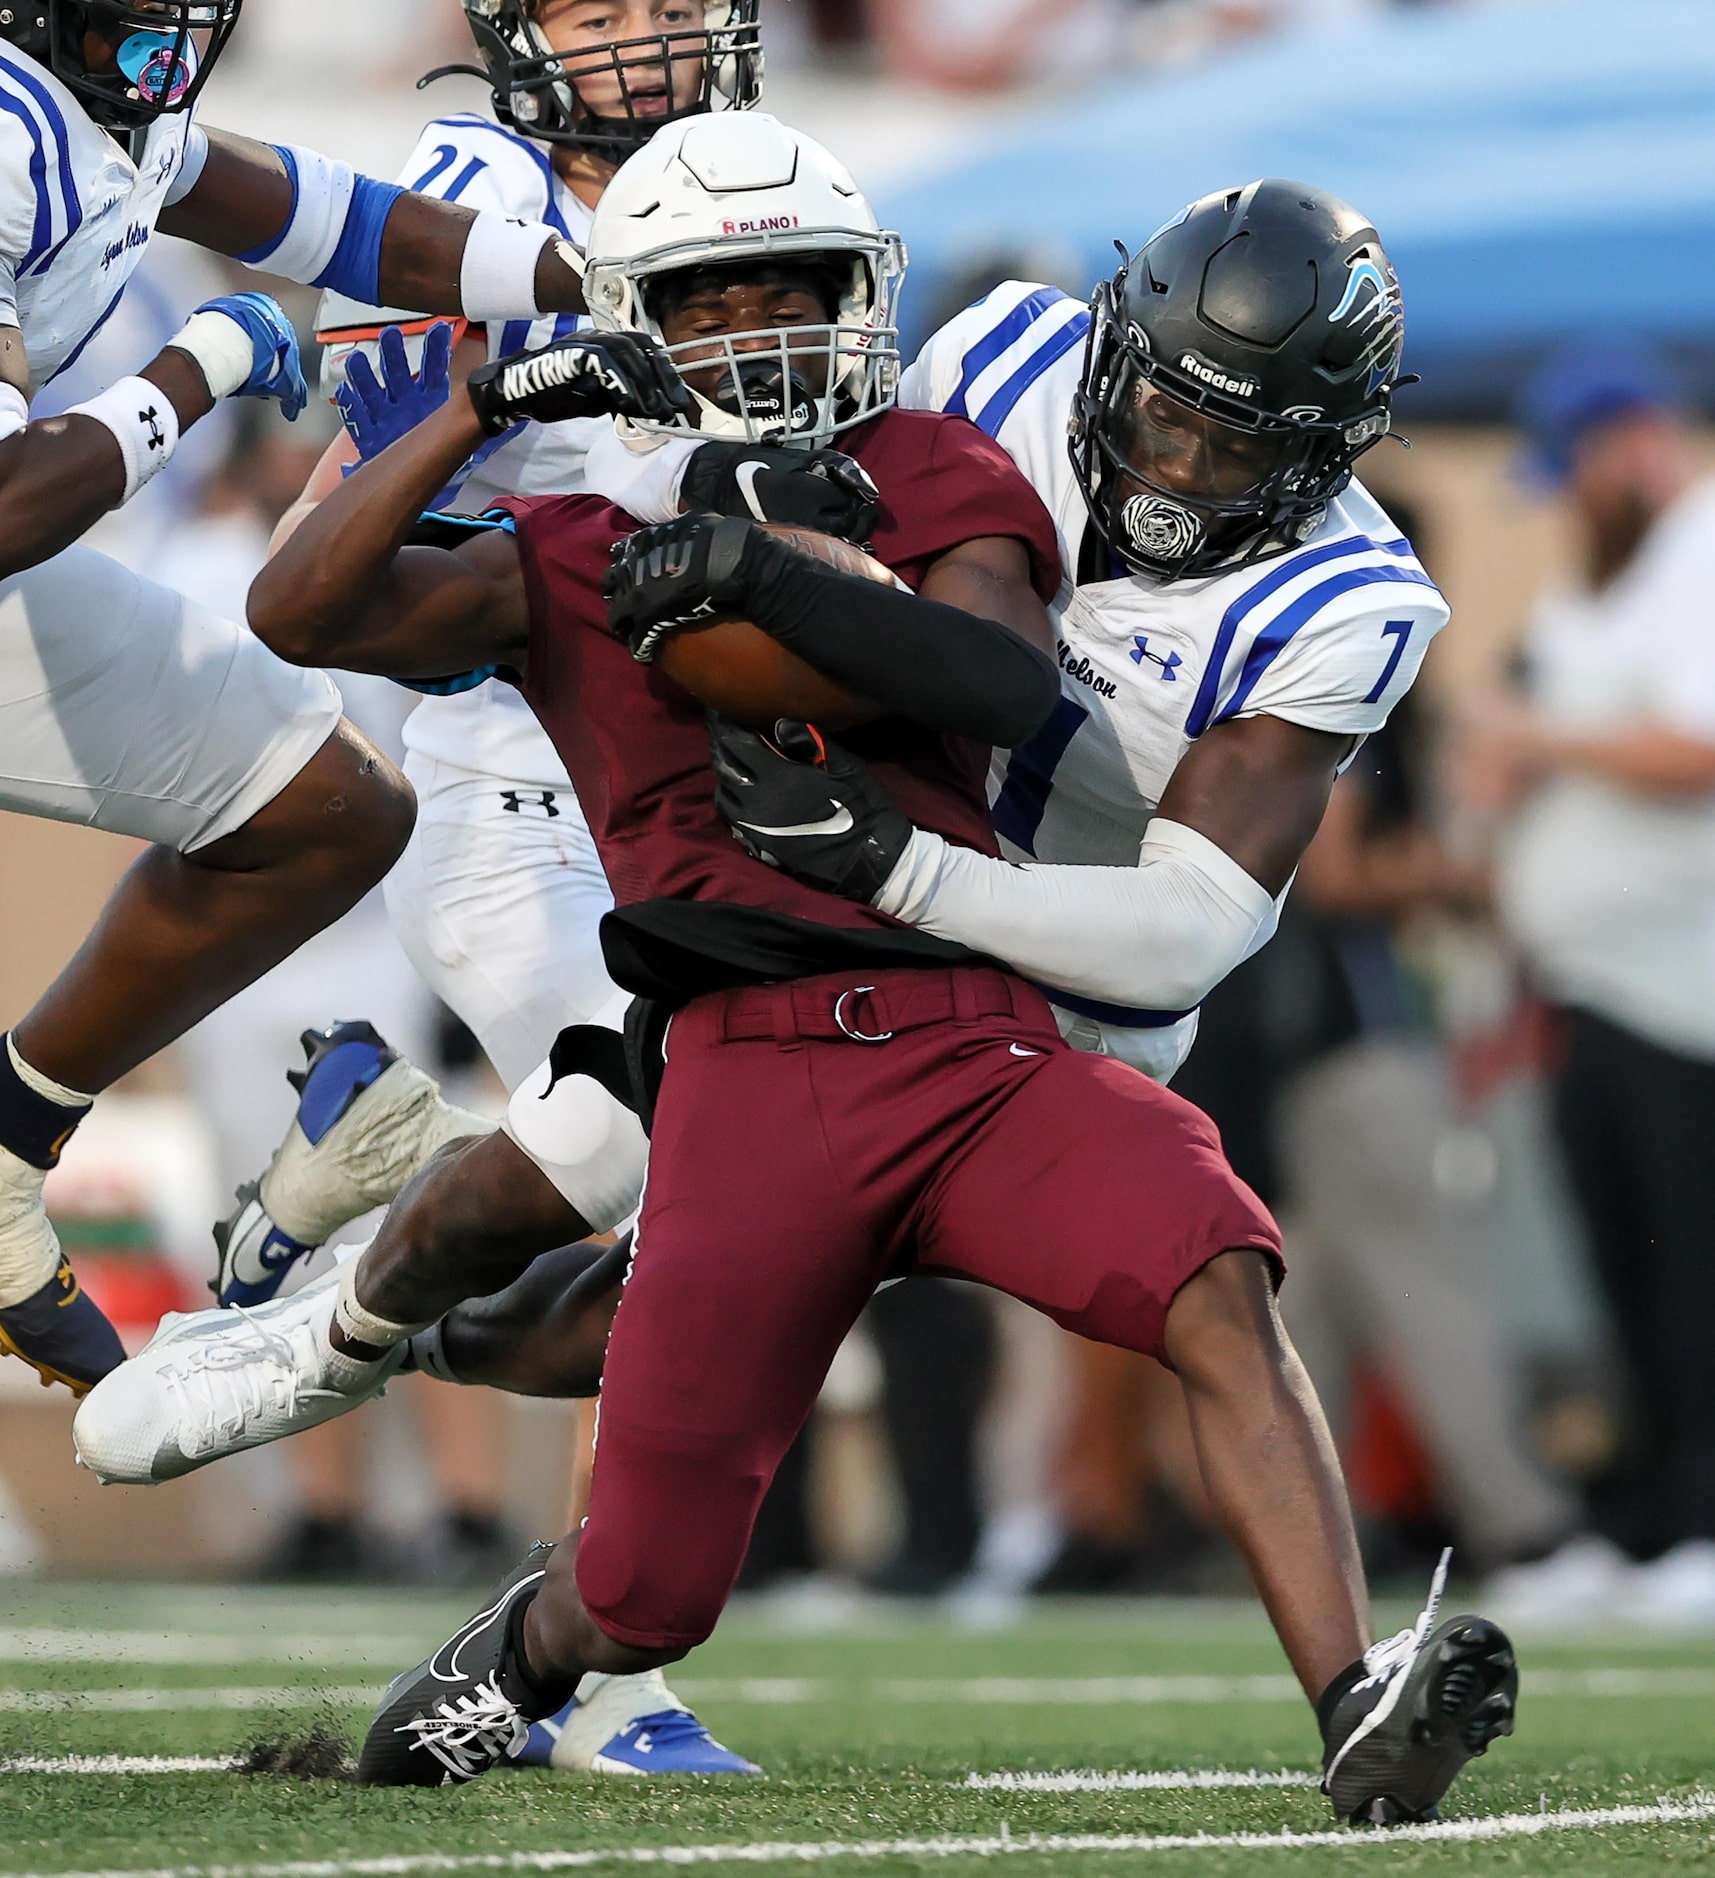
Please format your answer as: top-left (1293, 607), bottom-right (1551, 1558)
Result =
top-left (0, 0), bottom-right (675, 1395)
top-left (709, 180), bottom-right (1452, 1082)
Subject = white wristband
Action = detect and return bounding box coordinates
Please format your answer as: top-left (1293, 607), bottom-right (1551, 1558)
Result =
top-left (459, 212), bottom-right (563, 323)
top-left (0, 380), bottom-right (27, 443)
top-left (65, 377), bottom-right (180, 504)
top-left (167, 308), bottom-right (257, 401)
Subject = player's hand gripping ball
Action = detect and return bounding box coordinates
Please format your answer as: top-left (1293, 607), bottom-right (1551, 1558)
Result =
top-left (710, 717), bottom-right (911, 903)
top-left (467, 330), bottom-right (689, 436)
top-left (603, 513), bottom-right (898, 729)
top-left (679, 440), bottom-right (881, 544)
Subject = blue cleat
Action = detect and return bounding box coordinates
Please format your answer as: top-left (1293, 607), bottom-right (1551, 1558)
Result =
top-left (212, 1022), bottom-right (399, 1308)
top-left (286, 1021), bottom-right (399, 1147)
top-left (212, 1021), bottom-right (492, 1310)
top-left (0, 1257), bottom-right (124, 1394)
top-left (518, 1673), bottom-right (762, 1776)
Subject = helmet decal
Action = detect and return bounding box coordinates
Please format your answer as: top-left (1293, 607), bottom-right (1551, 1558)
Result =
top-left (1121, 494), bottom-right (1205, 565)
top-left (117, 29), bottom-right (197, 106)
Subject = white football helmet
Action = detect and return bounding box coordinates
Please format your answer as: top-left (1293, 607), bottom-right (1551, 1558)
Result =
top-left (583, 113), bottom-right (908, 448)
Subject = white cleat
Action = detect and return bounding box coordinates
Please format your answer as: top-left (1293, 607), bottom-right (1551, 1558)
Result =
top-left (72, 1267), bottom-right (402, 1485)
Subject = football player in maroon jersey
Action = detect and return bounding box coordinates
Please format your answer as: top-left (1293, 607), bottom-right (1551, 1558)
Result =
top-left (250, 249), bottom-right (1401, 1784)
top-left (75, 170), bottom-right (1509, 1821)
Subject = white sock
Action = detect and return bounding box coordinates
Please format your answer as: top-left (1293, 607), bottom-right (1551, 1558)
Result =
top-left (0, 1147), bottom-right (62, 1310)
top-left (333, 1255), bottom-right (431, 1354)
top-left (6, 1036), bottom-right (94, 1111)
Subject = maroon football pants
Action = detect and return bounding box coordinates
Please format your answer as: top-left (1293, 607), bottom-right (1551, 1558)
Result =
top-left (575, 966), bottom-right (1280, 1652)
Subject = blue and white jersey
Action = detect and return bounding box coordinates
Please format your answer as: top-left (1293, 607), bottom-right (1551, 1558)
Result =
top-left (0, 44), bottom-right (195, 390)
top-left (901, 280), bottom-right (1448, 1076)
top-left (900, 279), bottom-right (1450, 871)
top-left (318, 113), bottom-right (599, 790)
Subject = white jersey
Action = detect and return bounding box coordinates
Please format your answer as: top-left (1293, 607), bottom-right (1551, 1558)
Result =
top-left (900, 280), bottom-right (1449, 1068)
top-left (319, 113), bottom-right (601, 791)
top-left (0, 44), bottom-right (197, 389)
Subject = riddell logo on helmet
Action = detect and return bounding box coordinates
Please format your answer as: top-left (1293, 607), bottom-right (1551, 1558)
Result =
top-left (721, 215), bottom-right (801, 236)
top-left (1178, 352), bottom-right (1259, 399)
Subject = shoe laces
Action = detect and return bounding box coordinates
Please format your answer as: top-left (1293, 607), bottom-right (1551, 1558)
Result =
top-left (614, 1707), bottom-right (716, 1754)
top-left (1353, 1546), bottom-right (1453, 1696)
top-left (400, 1676), bottom-right (530, 1780)
top-left (162, 1308), bottom-right (340, 1456)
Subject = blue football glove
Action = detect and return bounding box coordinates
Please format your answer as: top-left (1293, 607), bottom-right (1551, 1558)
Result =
top-left (193, 291), bottom-right (308, 421)
top-left (337, 322), bottom-right (455, 465)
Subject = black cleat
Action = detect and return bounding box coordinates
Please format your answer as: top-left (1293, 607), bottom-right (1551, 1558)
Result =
top-left (0, 1258), bottom-right (124, 1394)
top-left (1323, 1550), bottom-right (1518, 1826)
top-left (357, 1543), bottom-right (557, 1787)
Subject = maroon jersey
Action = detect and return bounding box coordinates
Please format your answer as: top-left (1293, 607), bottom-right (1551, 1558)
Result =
top-left (504, 408), bottom-right (1060, 1002)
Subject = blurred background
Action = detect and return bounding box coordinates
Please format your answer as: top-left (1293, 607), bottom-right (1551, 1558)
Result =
top-left (3, 0), bottom-right (1713, 1637)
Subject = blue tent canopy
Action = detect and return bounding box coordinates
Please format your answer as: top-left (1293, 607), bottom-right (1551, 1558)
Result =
top-left (879, 0), bottom-right (1715, 414)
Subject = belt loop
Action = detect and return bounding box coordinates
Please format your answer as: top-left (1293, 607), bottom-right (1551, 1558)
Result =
top-left (952, 972), bottom-right (979, 1028)
top-left (772, 987), bottom-right (801, 1053)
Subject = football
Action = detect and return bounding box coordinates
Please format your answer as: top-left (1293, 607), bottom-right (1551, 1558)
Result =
top-left (653, 522), bottom-right (902, 730)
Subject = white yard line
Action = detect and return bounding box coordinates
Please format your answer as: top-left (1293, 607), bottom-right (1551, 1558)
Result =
top-left (0, 1756), bottom-right (235, 1775)
top-left (2, 1669), bottom-right (1710, 1714)
top-left (963, 1769), bottom-right (1320, 1791)
top-left (677, 1668), bottom-right (1715, 1704)
top-left (5, 1795), bottom-right (1715, 1874)
top-left (0, 1631), bottom-right (425, 1666)
top-left (0, 1686), bottom-right (379, 1713)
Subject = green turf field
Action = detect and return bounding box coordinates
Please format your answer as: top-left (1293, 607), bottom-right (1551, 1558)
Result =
top-left (0, 1583), bottom-right (1711, 1875)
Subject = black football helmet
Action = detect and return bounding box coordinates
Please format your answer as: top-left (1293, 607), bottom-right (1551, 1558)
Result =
top-left (429, 0), bottom-right (762, 162)
top-left (0, 0), bottom-right (242, 129)
top-left (1070, 179), bottom-right (1406, 581)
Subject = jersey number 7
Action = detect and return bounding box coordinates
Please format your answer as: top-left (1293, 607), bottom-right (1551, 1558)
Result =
top-left (1362, 619), bottom-right (1415, 706)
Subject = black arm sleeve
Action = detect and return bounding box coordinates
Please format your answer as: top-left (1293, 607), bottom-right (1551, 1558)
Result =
top-left (741, 539), bottom-right (1060, 747)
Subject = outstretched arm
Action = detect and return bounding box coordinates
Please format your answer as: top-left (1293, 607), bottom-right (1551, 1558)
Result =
top-left (162, 127), bottom-right (586, 318)
top-left (877, 714), bottom-right (1348, 1007)
top-left (0, 292), bottom-right (304, 581)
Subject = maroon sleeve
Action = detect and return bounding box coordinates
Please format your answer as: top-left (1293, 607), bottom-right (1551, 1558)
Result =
top-left (870, 413), bottom-right (1062, 601)
top-left (495, 493), bottom-right (632, 714)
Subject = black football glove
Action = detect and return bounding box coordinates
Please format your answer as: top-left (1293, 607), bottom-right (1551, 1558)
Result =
top-left (604, 512), bottom-right (765, 662)
top-left (467, 331), bottom-right (689, 436)
top-left (710, 715), bottom-right (911, 904)
top-left (680, 440), bottom-right (881, 545)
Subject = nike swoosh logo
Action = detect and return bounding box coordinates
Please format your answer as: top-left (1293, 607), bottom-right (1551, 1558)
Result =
top-left (734, 459), bottom-right (771, 523)
top-left (1009, 1044), bottom-right (1041, 1057)
top-left (432, 1572), bottom-right (545, 1682)
top-left (737, 803), bottom-right (855, 839)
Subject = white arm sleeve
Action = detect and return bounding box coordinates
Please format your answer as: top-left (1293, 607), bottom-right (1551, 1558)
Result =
top-left (876, 816), bottom-right (1277, 1011)
top-left (164, 121), bottom-right (209, 205)
top-left (581, 422), bottom-right (696, 524)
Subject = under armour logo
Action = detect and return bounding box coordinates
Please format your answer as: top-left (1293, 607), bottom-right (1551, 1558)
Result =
top-left (140, 403), bottom-right (165, 453)
top-left (1130, 635), bottom-right (1182, 681)
top-left (500, 790), bottom-right (559, 818)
